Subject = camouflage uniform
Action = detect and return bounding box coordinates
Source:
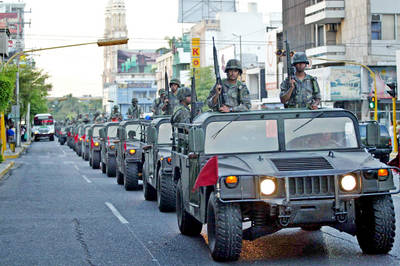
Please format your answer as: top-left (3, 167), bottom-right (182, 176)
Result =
top-left (279, 75), bottom-right (321, 109)
top-left (171, 104), bottom-right (190, 125)
top-left (207, 79), bottom-right (251, 112)
top-left (127, 105), bottom-right (142, 119)
top-left (163, 78), bottom-right (181, 115)
top-left (152, 89), bottom-right (165, 115)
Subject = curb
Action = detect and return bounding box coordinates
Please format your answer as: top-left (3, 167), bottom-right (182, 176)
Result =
top-left (0, 161), bottom-right (15, 180)
top-left (4, 143), bottom-right (30, 159)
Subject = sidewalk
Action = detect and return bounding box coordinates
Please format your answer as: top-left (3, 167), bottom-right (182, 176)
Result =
top-left (0, 161), bottom-right (14, 180)
top-left (3, 140), bottom-right (31, 159)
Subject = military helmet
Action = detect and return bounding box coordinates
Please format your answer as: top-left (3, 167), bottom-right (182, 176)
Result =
top-left (131, 98), bottom-right (138, 104)
top-left (113, 105), bottom-right (119, 111)
top-left (158, 89), bottom-right (166, 96)
top-left (169, 78), bottom-right (181, 87)
top-left (225, 59), bottom-right (242, 74)
top-left (291, 52), bottom-right (309, 65)
top-left (177, 87), bottom-right (191, 101)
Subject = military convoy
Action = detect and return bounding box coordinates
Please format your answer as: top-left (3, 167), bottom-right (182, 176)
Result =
top-left (56, 107), bottom-right (399, 262)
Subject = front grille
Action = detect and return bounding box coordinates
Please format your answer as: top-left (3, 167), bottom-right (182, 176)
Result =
top-left (288, 175), bottom-right (335, 197)
top-left (271, 157), bottom-right (333, 171)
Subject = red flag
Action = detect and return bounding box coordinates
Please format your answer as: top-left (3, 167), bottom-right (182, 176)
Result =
top-left (388, 153), bottom-right (399, 172)
top-left (91, 137), bottom-right (94, 149)
top-left (192, 156), bottom-right (218, 192)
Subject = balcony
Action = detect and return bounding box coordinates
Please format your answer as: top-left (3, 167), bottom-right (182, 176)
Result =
top-left (305, 45), bottom-right (346, 66)
top-left (305, 0), bottom-right (345, 25)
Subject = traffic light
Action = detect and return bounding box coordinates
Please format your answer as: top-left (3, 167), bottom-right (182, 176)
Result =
top-left (369, 96), bottom-right (376, 109)
top-left (387, 82), bottom-right (397, 98)
top-left (275, 50), bottom-right (295, 57)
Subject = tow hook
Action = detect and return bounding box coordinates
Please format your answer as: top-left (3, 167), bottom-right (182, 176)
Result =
top-left (278, 206), bottom-right (291, 227)
top-left (334, 209), bottom-right (348, 223)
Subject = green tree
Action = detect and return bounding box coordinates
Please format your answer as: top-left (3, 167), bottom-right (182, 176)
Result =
top-left (0, 66), bottom-right (17, 113)
top-left (194, 66), bottom-right (215, 110)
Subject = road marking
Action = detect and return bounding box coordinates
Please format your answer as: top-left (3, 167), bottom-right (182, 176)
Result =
top-left (74, 165), bottom-right (79, 171)
top-left (105, 202), bottom-right (129, 224)
top-left (81, 175), bottom-right (92, 183)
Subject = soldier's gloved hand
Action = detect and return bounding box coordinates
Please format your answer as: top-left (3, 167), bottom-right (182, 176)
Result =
top-left (164, 98), bottom-right (169, 104)
top-left (219, 105), bottom-right (230, 113)
top-left (215, 84), bottom-right (222, 95)
top-left (310, 105), bottom-right (318, 110)
top-left (289, 79), bottom-right (295, 90)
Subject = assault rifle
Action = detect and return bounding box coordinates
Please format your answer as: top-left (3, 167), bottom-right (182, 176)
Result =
top-left (212, 37), bottom-right (224, 108)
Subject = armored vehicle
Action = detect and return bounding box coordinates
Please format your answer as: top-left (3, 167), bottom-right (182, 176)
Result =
top-left (172, 109), bottom-right (399, 261)
top-left (76, 124), bottom-right (85, 157)
top-left (81, 124), bottom-right (92, 161)
top-left (88, 124), bottom-right (104, 169)
top-left (141, 117), bottom-right (175, 212)
top-left (58, 126), bottom-right (67, 145)
top-left (359, 121), bottom-right (392, 164)
top-left (115, 120), bottom-right (143, 190)
top-left (66, 126), bottom-right (74, 148)
top-left (99, 122), bottom-right (119, 177)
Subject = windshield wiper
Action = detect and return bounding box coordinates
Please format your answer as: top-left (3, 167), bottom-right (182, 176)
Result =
top-left (211, 115), bottom-right (241, 139)
top-left (293, 112), bottom-right (324, 133)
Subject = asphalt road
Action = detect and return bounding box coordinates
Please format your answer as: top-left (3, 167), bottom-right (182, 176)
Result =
top-left (0, 140), bottom-right (400, 265)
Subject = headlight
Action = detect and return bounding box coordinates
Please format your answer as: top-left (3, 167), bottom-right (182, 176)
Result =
top-left (340, 175), bottom-right (357, 191)
top-left (129, 149), bottom-right (136, 155)
top-left (260, 178), bottom-right (276, 195)
top-left (110, 145), bottom-right (115, 150)
top-left (94, 142), bottom-right (99, 147)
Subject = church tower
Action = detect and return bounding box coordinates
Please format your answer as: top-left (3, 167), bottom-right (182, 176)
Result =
top-left (102, 0), bottom-right (128, 108)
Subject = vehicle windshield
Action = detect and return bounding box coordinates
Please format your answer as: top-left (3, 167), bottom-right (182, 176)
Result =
top-left (205, 120), bottom-right (279, 154)
top-left (158, 123), bottom-right (172, 144)
top-left (285, 117), bottom-right (358, 150)
top-left (34, 116), bottom-right (54, 126)
top-left (93, 127), bottom-right (101, 137)
top-left (126, 124), bottom-right (141, 140)
top-left (107, 125), bottom-right (118, 138)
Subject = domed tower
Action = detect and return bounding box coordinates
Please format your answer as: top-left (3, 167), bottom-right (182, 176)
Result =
top-left (103, 0), bottom-right (128, 85)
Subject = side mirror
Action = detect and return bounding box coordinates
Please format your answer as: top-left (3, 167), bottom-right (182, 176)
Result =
top-left (188, 127), bottom-right (204, 153)
top-left (147, 127), bottom-right (157, 144)
top-left (366, 123), bottom-right (380, 146)
top-left (128, 130), bottom-right (136, 139)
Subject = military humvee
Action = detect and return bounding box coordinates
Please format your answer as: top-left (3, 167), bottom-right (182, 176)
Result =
top-left (58, 126), bottom-right (67, 145)
top-left (141, 117), bottom-right (175, 212)
top-left (81, 124), bottom-right (92, 161)
top-left (115, 120), bottom-right (143, 190)
top-left (76, 124), bottom-right (85, 157)
top-left (172, 109), bottom-right (399, 262)
top-left (66, 126), bottom-right (74, 148)
top-left (99, 122), bottom-right (119, 177)
top-left (88, 124), bottom-right (104, 169)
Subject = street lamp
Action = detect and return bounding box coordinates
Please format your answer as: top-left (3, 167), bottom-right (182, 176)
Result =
top-left (232, 33), bottom-right (242, 64)
top-left (0, 37), bottom-right (128, 153)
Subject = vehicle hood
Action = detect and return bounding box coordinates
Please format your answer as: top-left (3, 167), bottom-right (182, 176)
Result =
top-left (212, 150), bottom-right (386, 178)
top-left (158, 146), bottom-right (172, 158)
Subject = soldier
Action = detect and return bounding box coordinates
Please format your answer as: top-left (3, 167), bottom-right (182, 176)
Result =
top-left (151, 89), bottom-right (166, 115)
top-left (127, 98), bottom-right (142, 119)
top-left (111, 105), bottom-right (122, 122)
top-left (207, 59), bottom-right (251, 112)
top-left (280, 52), bottom-right (321, 109)
top-left (162, 78), bottom-right (180, 115)
top-left (171, 87), bottom-right (192, 125)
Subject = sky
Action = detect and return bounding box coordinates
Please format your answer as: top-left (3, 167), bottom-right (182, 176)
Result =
top-left (22, 0), bottom-right (281, 97)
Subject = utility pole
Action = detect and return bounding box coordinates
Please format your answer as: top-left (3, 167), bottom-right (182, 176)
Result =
top-left (232, 33), bottom-right (242, 64)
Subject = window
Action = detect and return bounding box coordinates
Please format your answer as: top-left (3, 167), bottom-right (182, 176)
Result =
top-left (317, 25), bottom-right (324, 46)
top-left (382, 14), bottom-right (395, 40)
top-left (158, 123), bottom-right (172, 144)
top-left (371, 21), bottom-right (381, 40)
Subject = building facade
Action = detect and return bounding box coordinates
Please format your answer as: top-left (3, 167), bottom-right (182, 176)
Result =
top-left (282, 0), bottom-right (400, 123)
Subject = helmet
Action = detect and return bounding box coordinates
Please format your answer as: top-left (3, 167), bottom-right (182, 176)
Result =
top-left (131, 98), bottom-right (138, 104)
top-left (177, 87), bottom-right (191, 101)
top-left (169, 78), bottom-right (181, 87)
top-left (158, 89), bottom-right (166, 96)
top-left (113, 105), bottom-right (119, 111)
top-left (291, 52), bottom-right (309, 65)
top-left (225, 59), bottom-right (242, 74)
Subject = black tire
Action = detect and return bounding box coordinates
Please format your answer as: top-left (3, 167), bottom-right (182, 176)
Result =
top-left (60, 140), bottom-right (65, 145)
top-left (124, 162), bottom-right (140, 191)
top-left (92, 151), bottom-right (100, 169)
top-left (157, 167), bottom-right (176, 212)
top-left (207, 192), bottom-right (242, 261)
top-left (50, 135), bottom-right (54, 141)
top-left (101, 161), bottom-right (106, 173)
top-left (176, 179), bottom-right (202, 236)
top-left (116, 167), bottom-right (124, 185)
top-left (89, 156), bottom-right (93, 167)
top-left (143, 168), bottom-right (156, 201)
top-left (84, 151), bottom-right (89, 161)
top-left (106, 156), bottom-right (116, 177)
top-left (301, 225), bottom-right (322, 231)
top-left (356, 195), bottom-right (396, 254)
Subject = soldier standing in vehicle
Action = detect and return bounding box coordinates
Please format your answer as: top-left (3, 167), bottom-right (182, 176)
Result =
top-left (280, 52), bottom-right (321, 109)
top-left (171, 87), bottom-right (192, 125)
top-left (111, 105), bottom-right (122, 121)
top-left (207, 59), bottom-right (251, 112)
top-left (127, 98), bottom-right (142, 119)
top-left (162, 78), bottom-right (180, 115)
top-left (151, 89), bottom-right (166, 116)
